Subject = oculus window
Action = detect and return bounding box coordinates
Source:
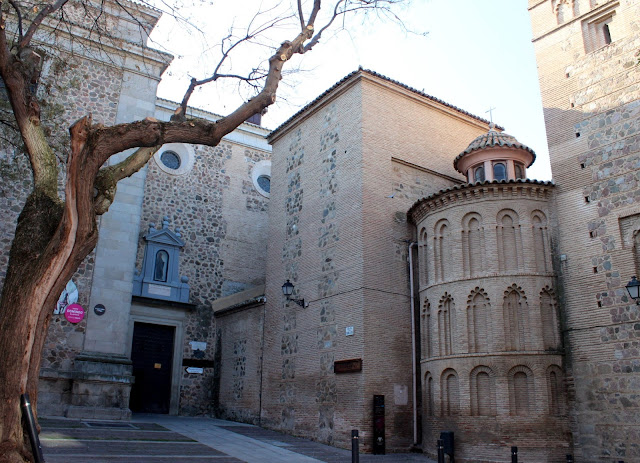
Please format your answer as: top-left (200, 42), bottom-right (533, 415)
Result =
top-left (160, 151), bottom-right (181, 170)
top-left (154, 143), bottom-right (195, 176)
top-left (252, 160), bottom-right (272, 198)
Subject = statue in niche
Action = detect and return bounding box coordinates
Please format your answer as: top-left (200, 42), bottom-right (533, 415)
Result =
top-left (154, 250), bottom-right (169, 282)
top-left (133, 216), bottom-right (190, 303)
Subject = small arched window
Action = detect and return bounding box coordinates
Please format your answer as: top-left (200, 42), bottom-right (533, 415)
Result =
top-left (154, 250), bottom-right (169, 282)
top-left (515, 163), bottom-right (525, 179)
top-left (474, 165), bottom-right (485, 183)
top-left (493, 162), bottom-right (507, 181)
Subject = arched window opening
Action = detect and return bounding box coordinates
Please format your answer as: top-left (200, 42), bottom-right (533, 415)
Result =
top-left (434, 221), bottom-right (451, 282)
top-left (504, 286), bottom-right (527, 351)
top-left (474, 165), bottom-right (485, 183)
top-left (468, 290), bottom-right (489, 353)
top-left (470, 369), bottom-right (495, 416)
top-left (513, 371), bottom-right (530, 416)
top-left (442, 370), bottom-right (459, 416)
top-left (463, 215), bottom-right (484, 277)
top-left (439, 294), bottom-right (454, 356)
top-left (419, 229), bottom-right (429, 286)
top-left (540, 288), bottom-right (560, 350)
top-left (497, 210), bottom-right (521, 273)
top-left (422, 299), bottom-right (432, 359)
top-left (547, 365), bottom-right (565, 416)
top-left (493, 162), bottom-right (507, 181)
top-left (425, 373), bottom-right (434, 416)
top-left (515, 162), bottom-right (525, 179)
top-left (532, 213), bottom-right (549, 273)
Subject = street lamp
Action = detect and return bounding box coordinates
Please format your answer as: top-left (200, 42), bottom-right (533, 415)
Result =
top-left (282, 279), bottom-right (306, 308)
top-left (626, 276), bottom-right (640, 305)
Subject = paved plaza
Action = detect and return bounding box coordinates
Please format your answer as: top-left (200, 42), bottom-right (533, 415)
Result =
top-left (39, 415), bottom-right (435, 462)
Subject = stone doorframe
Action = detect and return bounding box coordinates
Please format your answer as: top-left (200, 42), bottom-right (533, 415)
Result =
top-left (127, 302), bottom-right (186, 415)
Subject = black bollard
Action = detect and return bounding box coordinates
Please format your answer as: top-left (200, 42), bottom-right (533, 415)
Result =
top-left (567, 455), bottom-right (574, 463)
top-left (20, 394), bottom-right (45, 463)
top-left (511, 446), bottom-right (518, 463)
top-left (351, 429), bottom-right (359, 463)
top-left (437, 439), bottom-right (445, 463)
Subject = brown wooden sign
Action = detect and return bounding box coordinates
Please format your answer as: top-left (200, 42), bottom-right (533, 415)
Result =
top-left (334, 358), bottom-right (362, 374)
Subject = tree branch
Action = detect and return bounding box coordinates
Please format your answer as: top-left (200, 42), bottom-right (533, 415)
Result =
top-left (94, 143), bottom-right (160, 215)
top-left (172, 12), bottom-right (291, 121)
top-left (18, 0), bottom-right (71, 50)
top-left (0, 14), bottom-right (58, 197)
top-left (304, 0), bottom-right (343, 52)
top-left (7, 0), bottom-right (23, 40)
top-left (297, 0), bottom-right (305, 30)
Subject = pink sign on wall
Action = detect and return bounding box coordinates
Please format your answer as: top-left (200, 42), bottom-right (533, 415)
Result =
top-left (64, 303), bottom-right (85, 324)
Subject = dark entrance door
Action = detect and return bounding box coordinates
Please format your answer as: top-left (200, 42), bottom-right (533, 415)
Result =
top-left (130, 322), bottom-right (175, 414)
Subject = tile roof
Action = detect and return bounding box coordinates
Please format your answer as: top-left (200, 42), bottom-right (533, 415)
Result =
top-left (453, 128), bottom-right (537, 170)
top-left (268, 68), bottom-right (502, 140)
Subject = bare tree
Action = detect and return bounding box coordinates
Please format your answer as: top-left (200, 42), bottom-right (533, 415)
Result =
top-left (0, 0), bottom-right (403, 461)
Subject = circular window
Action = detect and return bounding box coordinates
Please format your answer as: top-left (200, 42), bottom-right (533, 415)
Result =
top-left (154, 143), bottom-right (195, 176)
top-left (257, 175), bottom-right (271, 193)
top-left (251, 160), bottom-right (272, 198)
top-left (161, 151), bottom-right (181, 170)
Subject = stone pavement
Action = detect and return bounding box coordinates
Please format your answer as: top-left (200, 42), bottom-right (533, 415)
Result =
top-left (39, 414), bottom-right (435, 463)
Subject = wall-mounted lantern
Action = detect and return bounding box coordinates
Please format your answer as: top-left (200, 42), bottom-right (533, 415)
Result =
top-left (282, 280), bottom-right (306, 308)
top-left (626, 276), bottom-right (640, 305)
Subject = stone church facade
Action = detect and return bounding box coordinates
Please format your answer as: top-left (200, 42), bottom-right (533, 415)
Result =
top-left (0, 0), bottom-right (639, 461)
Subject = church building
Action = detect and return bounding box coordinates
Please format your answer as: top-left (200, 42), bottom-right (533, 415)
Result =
top-left (0, 0), bottom-right (639, 461)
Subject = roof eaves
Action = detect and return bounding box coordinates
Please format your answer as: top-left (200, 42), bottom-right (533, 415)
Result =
top-left (407, 178), bottom-right (555, 221)
top-left (268, 68), bottom-right (503, 141)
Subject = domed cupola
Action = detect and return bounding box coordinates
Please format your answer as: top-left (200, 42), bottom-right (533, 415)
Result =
top-left (453, 124), bottom-right (536, 183)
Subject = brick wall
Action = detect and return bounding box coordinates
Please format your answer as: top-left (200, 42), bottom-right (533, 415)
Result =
top-left (530, 0), bottom-right (640, 460)
top-left (262, 70), bottom-right (492, 452)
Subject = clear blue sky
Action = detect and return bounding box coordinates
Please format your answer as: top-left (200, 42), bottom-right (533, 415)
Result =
top-left (152, 0), bottom-right (551, 180)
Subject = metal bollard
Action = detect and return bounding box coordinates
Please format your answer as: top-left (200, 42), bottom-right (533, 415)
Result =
top-left (566, 455), bottom-right (574, 463)
top-left (20, 394), bottom-right (45, 463)
top-left (437, 439), bottom-right (445, 463)
top-left (351, 429), bottom-right (359, 463)
top-left (511, 446), bottom-right (518, 463)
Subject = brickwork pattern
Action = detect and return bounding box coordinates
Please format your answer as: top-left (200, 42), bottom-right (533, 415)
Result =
top-left (262, 72), bottom-right (491, 453)
top-left (412, 181), bottom-right (569, 461)
top-left (214, 303), bottom-right (265, 424)
top-left (530, 0), bottom-right (640, 460)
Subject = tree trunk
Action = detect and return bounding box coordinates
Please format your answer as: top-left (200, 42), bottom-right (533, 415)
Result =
top-left (0, 119), bottom-right (99, 463)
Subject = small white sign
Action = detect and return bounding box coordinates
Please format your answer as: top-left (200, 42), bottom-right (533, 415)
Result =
top-left (148, 284), bottom-right (172, 297)
top-left (189, 341), bottom-right (207, 351)
top-left (186, 367), bottom-right (204, 374)
top-left (345, 326), bottom-right (354, 336)
top-left (394, 384), bottom-right (408, 405)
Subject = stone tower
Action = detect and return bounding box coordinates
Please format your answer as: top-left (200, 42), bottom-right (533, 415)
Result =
top-left (529, 0), bottom-right (640, 460)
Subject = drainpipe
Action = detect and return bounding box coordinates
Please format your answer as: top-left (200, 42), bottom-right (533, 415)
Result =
top-left (408, 241), bottom-right (418, 446)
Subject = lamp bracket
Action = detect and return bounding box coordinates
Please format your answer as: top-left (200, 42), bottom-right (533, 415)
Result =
top-left (288, 297), bottom-right (306, 308)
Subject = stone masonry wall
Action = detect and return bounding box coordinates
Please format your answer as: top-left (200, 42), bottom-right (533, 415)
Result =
top-left (0, 49), bottom-right (129, 414)
top-left (530, 0), bottom-right (640, 460)
top-left (137, 139), bottom-right (270, 415)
